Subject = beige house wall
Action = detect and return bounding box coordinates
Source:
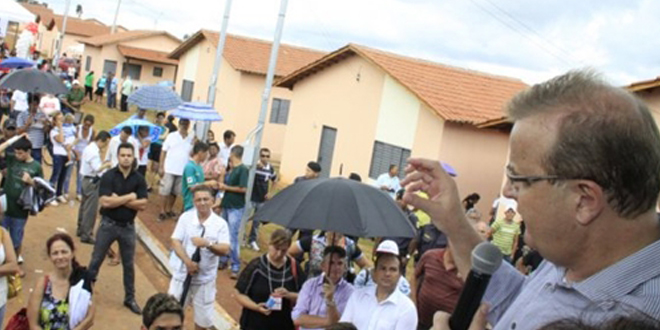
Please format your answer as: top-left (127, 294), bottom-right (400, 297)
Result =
top-left (279, 55), bottom-right (386, 183)
top-left (439, 122), bottom-right (510, 217)
top-left (61, 33), bottom-right (84, 56)
top-left (121, 35), bottom-right (180, 53)
top-left (635, 89), bottom-right (660, 126)
top-left (82, 45), bottom-right (102, 78)
top-left (411, 103), bottom-right (445, 159)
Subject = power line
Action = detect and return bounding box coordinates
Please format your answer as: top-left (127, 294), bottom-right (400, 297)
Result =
top-left (468, 0), bottom-right (576, 67)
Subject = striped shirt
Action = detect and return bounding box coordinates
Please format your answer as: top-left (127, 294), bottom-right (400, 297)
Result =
top-left (491, 219), bottom-right (520, 256)
top-left (16, 110), bottom-right (48, 149)
top-left (485, 239), bottom-right (660, 330)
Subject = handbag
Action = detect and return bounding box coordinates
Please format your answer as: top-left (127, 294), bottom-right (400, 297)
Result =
top-left (7, 274), bottom-right (21, 299)
top-left (4, 308), bottom-right (28, 330)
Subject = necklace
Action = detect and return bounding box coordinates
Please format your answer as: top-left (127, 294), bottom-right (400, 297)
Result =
top-left (266, 254), bottom-right (286, 293)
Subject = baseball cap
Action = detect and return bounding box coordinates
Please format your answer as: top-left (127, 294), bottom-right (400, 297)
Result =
top-left (72, 80), bottom-right (80, 85)
top-left (376, 240), bottom-right (399, 256)
top-left (3, 119), bottom-right (16, 129)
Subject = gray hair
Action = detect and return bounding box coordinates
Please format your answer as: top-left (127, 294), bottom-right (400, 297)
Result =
top-left (507, 70), bottom-right (660, 218)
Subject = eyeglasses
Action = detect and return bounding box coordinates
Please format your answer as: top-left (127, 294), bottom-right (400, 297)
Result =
top-left (261, 154), bottom-right (270, 158)
top-left (505, 172), bottom-right (562, 194)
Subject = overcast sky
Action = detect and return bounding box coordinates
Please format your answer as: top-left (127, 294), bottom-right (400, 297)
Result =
top-left (39, 0), bottom-right (660, 85)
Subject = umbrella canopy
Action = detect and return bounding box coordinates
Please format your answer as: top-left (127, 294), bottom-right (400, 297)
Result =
top-left (0, 69), bottom-right (68, 94)
top-left (0, 57), bottom-right (34, 69)
top-left (157, 81), bottom-right (174, 87)
top-left (0, 0), bottom-right (35, 23)
top-left (109, 118), bottom-right (161, 142)
top-left (442, 162), bottom-right (457, 177)
top-left (253, 178), bottom-right (416, 238)
top-left (171, 102), bottom-right (223, 122)
top-left (127, 85), bottom-right (182, 111)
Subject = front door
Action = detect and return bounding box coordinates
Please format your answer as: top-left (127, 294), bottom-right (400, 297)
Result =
top-left (316, 126), bottom-right (337, 179)
top-left (181, 80), bottom-right (194, 102)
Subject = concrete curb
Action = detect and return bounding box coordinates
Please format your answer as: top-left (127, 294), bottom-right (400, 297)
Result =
top-left (135, 217), bottom-right (239, 330)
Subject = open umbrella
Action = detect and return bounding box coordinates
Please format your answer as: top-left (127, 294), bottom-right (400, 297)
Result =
top-left (127, 84), bottom-right (182, 110)
top-left (253, 178), bottom-right (416, 238)
top-left (0, 57), bottom-right (35, 69)
top-left (109, 118), bottom-right (162, 142)
top-left (171, 102), bottom-right (223, 122)
top-left (179, 227), bottom-right (205, 305)
top-left (0, 69), bottom-right (68, 95)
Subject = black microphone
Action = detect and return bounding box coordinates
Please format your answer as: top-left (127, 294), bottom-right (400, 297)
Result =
top-left (449, 241), bottom-right (503, 330)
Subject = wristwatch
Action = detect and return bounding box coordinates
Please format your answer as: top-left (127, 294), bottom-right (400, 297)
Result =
top-left (206, 240), bottom-right (215, 248)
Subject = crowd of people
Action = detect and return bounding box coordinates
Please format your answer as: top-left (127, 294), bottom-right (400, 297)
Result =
top-left (0, 46), bottom-right (659, 330)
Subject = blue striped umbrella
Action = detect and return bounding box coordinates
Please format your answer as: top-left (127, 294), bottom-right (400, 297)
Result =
top-left (127, 85), bottom-right (182, 110)
top-left (109, 118), bottom-right (162, 142)
top-left (171, 102), bottom-right (223, 122)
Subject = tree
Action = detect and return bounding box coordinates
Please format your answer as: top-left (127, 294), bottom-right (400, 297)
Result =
top-left (76, 4), bottom-right (83, 18)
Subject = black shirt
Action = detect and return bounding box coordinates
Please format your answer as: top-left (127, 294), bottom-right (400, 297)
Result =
top-left (415, 224), bottom-right (448, 261)
top-left (98, 167), bottom-right (147, 224)
top-left (165, 122), bottom-right (177, 133)
top-left (251, 163), bottom-right (277, 202)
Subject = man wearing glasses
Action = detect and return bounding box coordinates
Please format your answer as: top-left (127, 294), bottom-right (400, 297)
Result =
top-left (405, 70), bottom-right (660, 330)
top-left (246, 148), bottom-right (278, 251)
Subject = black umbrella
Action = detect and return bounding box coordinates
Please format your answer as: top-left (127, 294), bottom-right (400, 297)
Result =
top-left (180, 227), bottom-right (205, 305)
top-left (0, 68), bottom-right (69, 95)
top-left (253, 178), bottom-right (416, 238)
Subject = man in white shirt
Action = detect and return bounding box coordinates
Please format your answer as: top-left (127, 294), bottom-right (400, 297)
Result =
top-left (376, 165), bottom-right (401, 199)
top-left (340, 240), bottom-right (418, 329)
top-left (77, 131), bottom-right (113, 244)
top-left (38, 93), bottom-right (61, 116)
top-left (120, 76), bottom-right (133, 112)
top-left (159, 118), bottom-right (194, 221)
top-left (219, 130), bottom-right (235, 166)
top-left (106, 126), bottom-right (139, 168)
top-left (10, 90), bottom-right (28, 118)
top-left (169, 185), bottom-right (230, 330)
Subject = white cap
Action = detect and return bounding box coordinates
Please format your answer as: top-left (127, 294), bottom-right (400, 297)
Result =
top-left (376, 240), bottom-right (399, 256)
top-left (72, 80), bottom-right (80, 85)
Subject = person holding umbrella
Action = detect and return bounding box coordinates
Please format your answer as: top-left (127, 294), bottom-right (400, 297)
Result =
top-left (168, 185), bottom-right (229, 330)
top-left (234, 229), bottom-right (304, 330)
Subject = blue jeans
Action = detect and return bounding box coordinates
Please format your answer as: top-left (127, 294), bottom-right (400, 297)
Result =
top-left (221, 208), bottom-right (244, 273)
top-left (75, 160), bottom-right (82, 195)
top-left (107, 92), bottom-right (117, 108)
top-left (2, 216), bottom-right (27, 250)
top-left (62, 159), bottom-right (75, 195)
top-left (31, 148), bottom-right (42, 164)
top-left (50, 155), bottom-right (70, 197)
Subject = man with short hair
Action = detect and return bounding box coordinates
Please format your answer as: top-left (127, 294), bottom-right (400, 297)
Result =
top-left (105, 126), bottom-right (139, 168)
top-left (63, 80), bottom-right (86, 113)
top-left (292, 246), bottom-right (355, 330)
top-left (407, 71), bottom-right (660, 330)
top-left (9, 90), bottom-right (28, 119)
top-left (16, 94), bottom-right (48, 163)
top-left (107, 72), bottom-right (118, 109)
top-left (246, 147), bottom-right (278, 251)
top-left (181, 142), bottom-right (217, 212)
top-left (376, 189), bottom-right (418, 275)
top-left (340, 240), bottom-right (418, 329)
top-left (295, 161), bottom-right (321, 183)
top-left (218, 145), bottom-right (249, 279)
top-left (490, 207), bottom-right (521, 262)
top-left (376, 165), bottom-right (401, 199)
top-left (77, 130), bottom-right (113, 244)
top-left (121, 76), bottom-right (133, 112)
top-left (89, 142), bottom-right (148, 315)
top-left (169, 186), bottom-right (230, 330)
top-left (141, 293), bottom-right (184, 330)
top-left (159, 118), bottom-right (193, 220)
top-left (219, 130), bottom-right (235, 166)
top-left (0, 119), bottom-right (18, 183)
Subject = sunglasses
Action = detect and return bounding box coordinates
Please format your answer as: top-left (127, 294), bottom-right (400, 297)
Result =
top-left (261, 154), bottom-right (270, 158)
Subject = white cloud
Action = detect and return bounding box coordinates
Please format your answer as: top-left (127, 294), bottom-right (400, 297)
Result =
top-left (40, 0), bottom-right (660, 85)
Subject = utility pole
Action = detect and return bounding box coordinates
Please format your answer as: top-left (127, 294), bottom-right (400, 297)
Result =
top-left (197, 0), bottom-right (233, 141)
top-left (111, 0), bottom-right (122, 34)
top-left (52, 0), bottom-right (71, 67)
top-left (237, 0), bottom-right (289, 245)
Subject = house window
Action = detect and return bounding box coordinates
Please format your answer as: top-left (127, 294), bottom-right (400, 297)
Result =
top-left (153, 67), bottom-right (163, 77)
top-left (368, 141), bottom-right (411, 179)
top-left (85, 56), bottom-right (91, 71)
top-left (269, 98), bottom-right (290, 124)
top-left (122, 63), bottom-right (142, 80)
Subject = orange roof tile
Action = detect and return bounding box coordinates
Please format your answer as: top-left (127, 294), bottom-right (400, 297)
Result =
top-left (626, 76), bottom-right (660, 93)
top-left (117, 45), bottom-right (178, 65)
top-left (169, 30), bottom-right (326, 77)
top-left (276, 44), bottom-right (528, 125)
top-left (20, 3), bottom-right (56, 29)
top-left (52, 15), bottom-right (111, 37)
top-left (79, 30), bottom-right (180, 47)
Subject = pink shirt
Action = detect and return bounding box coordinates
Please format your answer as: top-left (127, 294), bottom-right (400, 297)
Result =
top-left (203, 156), bottom-right (223, 181)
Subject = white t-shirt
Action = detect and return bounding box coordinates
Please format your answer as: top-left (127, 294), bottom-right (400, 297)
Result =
top-left (79, 143), bottom-right (102, 177)
top-left (340, 286), bottom-right (418, 330)
top-left (11, 91), bottom-right (28, 112)
top-left (50, 127), bottom-right (68, 156)
top-left (219, 143), bottom-right (234, 167)
top-left (105, 135), bottom-right (139, 167)
top-left (162, 132), bottom-right (194, 175)
top-left (169, 210), bottom-right (230, 284)
top-left (138, 137), bottom-right (150, 166)
top-left (38, 95), bottom-right (61, 116)
top-left (376, 173), bottom-right (401, 199)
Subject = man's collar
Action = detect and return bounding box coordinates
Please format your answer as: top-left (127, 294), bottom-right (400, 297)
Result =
top-left (314, 273), bottom-right (347, 288)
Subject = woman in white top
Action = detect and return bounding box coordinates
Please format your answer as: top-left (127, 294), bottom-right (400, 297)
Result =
top-left (73, 115), bottom-right (95, 200)
top-left (49, 112), bottom-right (72, 204)
top-left (0, 226), bottom-right (19, 326)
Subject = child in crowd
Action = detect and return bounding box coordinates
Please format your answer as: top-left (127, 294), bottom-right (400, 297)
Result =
top-left (63, 113), bottom-right (78, 166)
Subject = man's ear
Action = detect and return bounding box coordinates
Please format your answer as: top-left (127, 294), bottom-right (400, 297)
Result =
top-left (572, 180), bottom-right (605, 226)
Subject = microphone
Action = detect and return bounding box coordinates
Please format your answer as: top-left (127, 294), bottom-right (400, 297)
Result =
top-left (449, 242), bottom-right (503, 330)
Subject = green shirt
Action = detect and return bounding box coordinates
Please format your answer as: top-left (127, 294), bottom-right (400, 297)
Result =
top-left (221, 164), bottom-right (249, 209)
top-left (3, 154), bottom-right (43, 218)
top-left (491, 219), bottom-right (521, 256)
top-left (85, 74), bottom-right (94, 87)
top-left (182, 160), bottom-right (205, 211)
top-left (155, 124), bottom-right (167, 145)
top-left (66, 88), bottom-right (84, 109)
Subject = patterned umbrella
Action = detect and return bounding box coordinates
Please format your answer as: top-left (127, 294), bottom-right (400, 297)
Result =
top-left (109, 118), bottom-right (162, 142)
top-left (127, 84), bottom-right (182, 111)
top-left (171, 102), bottom-right (223, 122)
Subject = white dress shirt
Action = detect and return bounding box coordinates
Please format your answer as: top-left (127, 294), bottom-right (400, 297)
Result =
top-left (375, 173), bottom-right (401, 199)
top-left (79, 142), bottom-right (103, 177)
top-left (340, 285), bottom-right (417, 330)
top-left (105, 135), bottom-right (139, 167)
top-left (169, 209), bottom-right (230, 285)
top-left (219, 143), bottom-right (234, 168)
top-left (162, 131), bottom-right (194, 175)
